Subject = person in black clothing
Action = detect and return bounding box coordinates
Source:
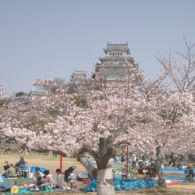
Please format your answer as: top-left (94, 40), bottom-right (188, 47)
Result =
top-left (169, 153), bottom-right (176, 167)
top-left (28, 176), bottom-right (45, 192)
top-left (36, 176), bottom-right (43, 186)
top-left (16, 156), bottom-right (26, 170)
top-left (15, 156), bottom-right (26, 175)
top-left (138, 168), bottom-right (144, 175)
top-left (2, 161), bottom-right (10, 177)
top-left (64, 166), bottom-right (76, 183)
top-left (3, 161), bottom-right (9, 171)
top-left (186, 167), bottom-right (195, 182)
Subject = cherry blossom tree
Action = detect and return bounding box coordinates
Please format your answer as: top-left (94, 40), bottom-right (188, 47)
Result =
top-left (2, 72), bottom-right (194, 194)
top-left (0, 85), bottom-right (6, 98)
top-left (138, 39), bottom-right (195, 186)
top-left (157, 37), bottom-right (195, 93)
top-left (0, 86), bottom-right (57, 152)
top-left (156, 38), bottom-right (195, 155)
top-left (0, 40), bottom-right (195, 195)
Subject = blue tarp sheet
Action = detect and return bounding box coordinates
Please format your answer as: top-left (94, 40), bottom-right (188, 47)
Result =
top-left (165, 176), bottom-right (195, 182)
top-left (28, 166), bottom-right (46, 173)
top-left (0, 182), bottom-right (12, 186)
top-left (2, 185), bottom-right (51, 194)
top-left (162, 168), bottom-right (195, 174)
top-left (1, 176), bottom-right (19, 179)
top-left (83, 178), bottom-right (157, 192)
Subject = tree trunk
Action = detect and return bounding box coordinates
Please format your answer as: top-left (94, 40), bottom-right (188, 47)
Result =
top-left (79, 157), bottom-right (97, 178)
top-left (156, 146), bottom-right (166, 188)
top-left (77, 137), bottom-right (115, 195)
top-left (97, 167), bottom-right (115, 195)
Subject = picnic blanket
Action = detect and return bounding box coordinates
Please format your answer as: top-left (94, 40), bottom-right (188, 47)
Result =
top-left (113, 166), bottom-right (125, 171)
top-left (83, 178), bottom-right (157, 192)
top-left (1, 175), bottom-right (19, 179)
top-left (0, 182), bottom-right (12, 186)
top-left (2, 185), bottom-right (51, 194)
top-left (162, 168), bottom-right (195, 174)
top-left (18, 185), bottom-right (51, 194)
top-left (24, 166), bottom-right (46, 173)
top-left (165, 176), bottom-right (195, 182)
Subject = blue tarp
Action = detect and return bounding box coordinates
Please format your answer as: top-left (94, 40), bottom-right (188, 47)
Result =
top-left (1, 175), bottom-right (18, 179)
top-left (0, 182), bottom-right (12, 186)
top-left (23, 166), bottom-right (46, 173)
top-left (162, 168), bottom-right (195, 174)
top-left (2, 185), bottom-right (51, 194)
top-left (162, 168), bottom-right (184, 173)
top-left (29, 166), bottom-right (46, 173)
top-left (83, 178), bottom-right (157, 192)
top-left (165, 176), bottom-right (195, 182)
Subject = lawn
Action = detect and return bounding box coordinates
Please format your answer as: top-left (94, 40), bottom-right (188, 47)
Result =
top-left (0, 153), bottom-right (86, 174)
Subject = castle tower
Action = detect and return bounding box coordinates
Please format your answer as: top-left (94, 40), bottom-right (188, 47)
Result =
top-left (94, 43), bottom-right (138, 81)
top-left (69, 71), bottom-right (89, 91)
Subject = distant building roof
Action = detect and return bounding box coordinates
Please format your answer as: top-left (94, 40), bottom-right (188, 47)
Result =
top-left (69, 71), bottom-right (89, 90)
top-left (70, 71), bottom-right (87, 82)
top-left (104, 43), bottom-right (130, 54)
top-left (30, 89), bottom-right (48, 96)
top-left (71, 71), bottom-right (86, 75)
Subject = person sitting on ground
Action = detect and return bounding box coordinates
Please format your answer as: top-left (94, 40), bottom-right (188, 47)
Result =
top-left (3, 161), bottom-right (10, 171)
top-left (2, 161), bottom-right (10, 176)
top-left (43, 170), bottom-right (56, 191)
top-left (28, 176), bottom-right (45, 192)
top-left (15, 156), bottom-right (25, 174)
top-left (33, 168), bottom-right (44, 182)
top-left (7, 164), bottom-right (17, 178)
top-left (147, 167), bottom-right (158, 179)
top-left (16, 156), bottom-right (26, 170)
top-left (186, 167), bottom-right (195, 182)
top-left (36, 176), bottom-right (44, 186)
top-left (55, 169), bottom-right (66, 189)
top-left (76, 172), bottom-right (83, 182)
top-left (137, 167), bottom-right (146, 178)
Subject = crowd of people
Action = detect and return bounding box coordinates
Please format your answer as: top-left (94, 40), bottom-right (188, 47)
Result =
top-left (27, 167), bottom-right (85, 192)
top-left (1, 153), bottom-right (194, 193)
top-left (2, 158), bottom-right (84, 192)
top-left (118, 152), bottom-right (194, 182)
top-left (30, 168), bottom-right (63, 191)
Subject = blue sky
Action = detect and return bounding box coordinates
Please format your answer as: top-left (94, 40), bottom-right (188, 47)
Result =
top-left (0, 0), bottom-right (195, 94)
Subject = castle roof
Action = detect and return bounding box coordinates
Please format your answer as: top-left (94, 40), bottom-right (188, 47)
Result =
top-left (104, 43), bottom-right (130, 54)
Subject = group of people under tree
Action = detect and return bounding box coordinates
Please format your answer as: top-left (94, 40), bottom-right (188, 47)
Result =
top-left (2, 156), bottom-right (26, 177)
top-left (120, 152), bottom-right (194, 182)
top-left (31, 166), bottom-right (84, 192)
top-left (31, 168), bottom-right (60, 191)
top-left (2, 157), bottom-right (85, 192)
